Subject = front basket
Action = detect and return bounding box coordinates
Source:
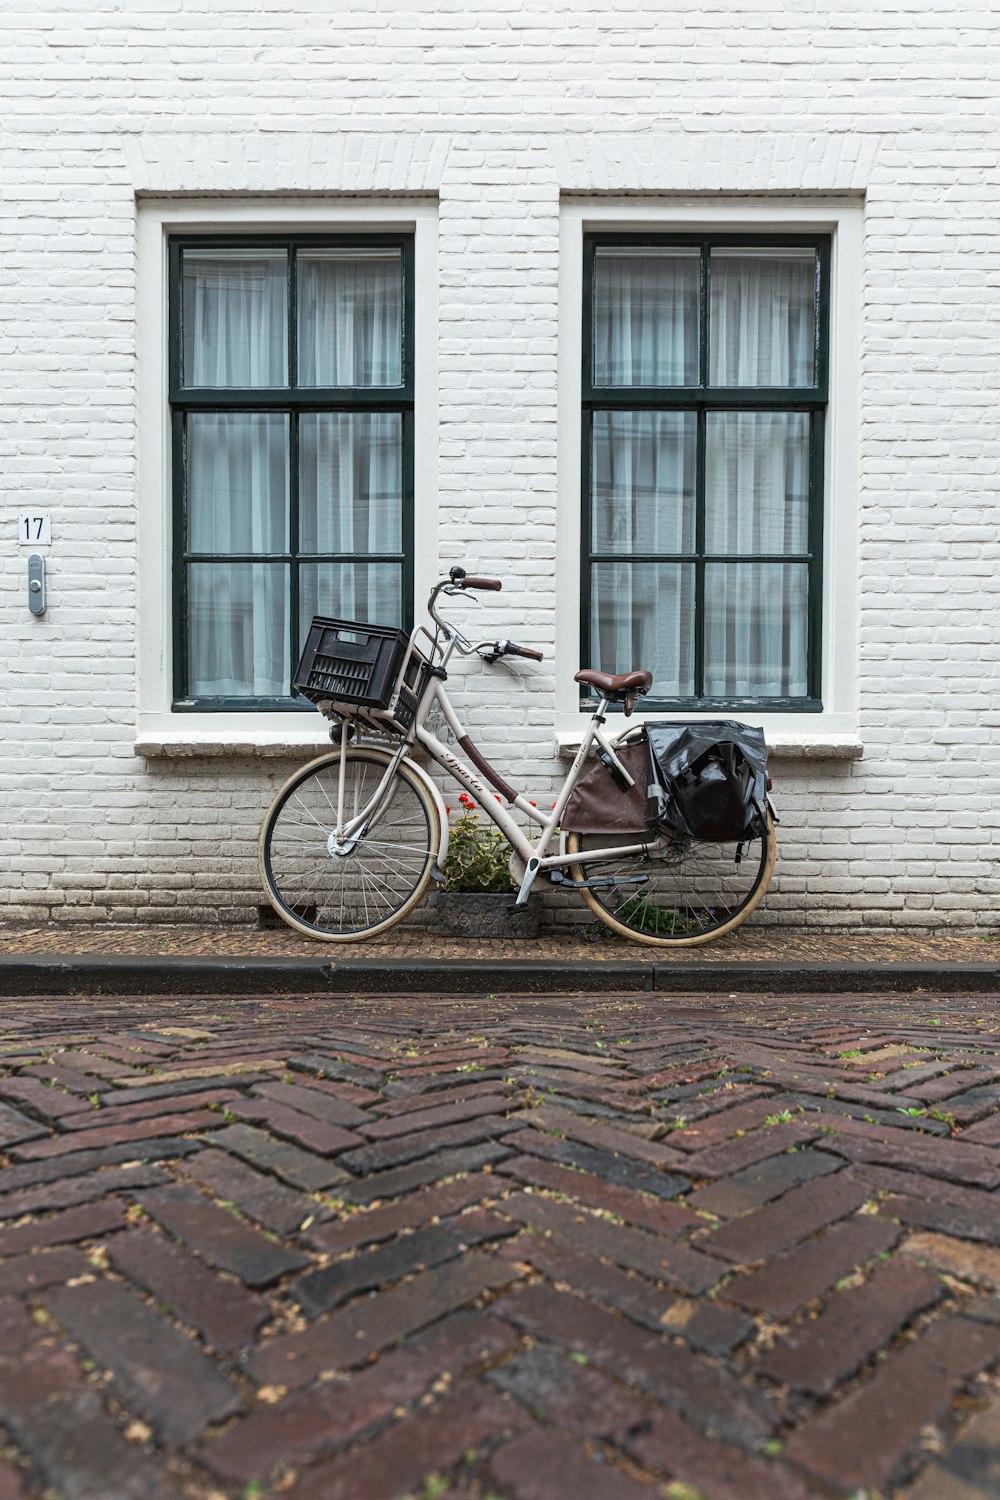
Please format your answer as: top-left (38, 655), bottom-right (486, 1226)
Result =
top-left (294, 616), bottom-right (429, 732)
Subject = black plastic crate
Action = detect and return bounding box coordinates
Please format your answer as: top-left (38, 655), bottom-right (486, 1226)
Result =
top-left (294, 618), bottom-right (410, 709)
top-left (393, 660), bottom-right (430, 731)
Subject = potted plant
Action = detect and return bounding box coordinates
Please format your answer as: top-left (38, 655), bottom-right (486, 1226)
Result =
top-left (429, 793), bottom-right (541, 937)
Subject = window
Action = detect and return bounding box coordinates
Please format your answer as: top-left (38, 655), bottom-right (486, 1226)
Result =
top-left (581, 233), bottom-right (829, 712)
top-left (169, 235), bottom-right (414, 710)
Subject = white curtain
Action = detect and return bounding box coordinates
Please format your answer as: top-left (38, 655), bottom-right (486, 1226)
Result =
top-left (182, 250), bottom-right (402, 697)
top-left (297, 253), bottom-right (402, 387)
top-left (709, 251), bottom-right (814, 388)
top-left (594, 250), bottom-right (699, 387)
top-left (591, 411), bottom-right (695, 693)
top-left (299, 412), bottom-right (402, 627)
top-left (704, 410), bottom-right (809, 695)
top-left (183, 251), bottom-right (287, 388)
top-left (591, 249), bottom-right (814, 698)
top-left (186, 413), bottom-right (289, 697)
top-left (591, 251), bottom-right (698, 687)
top-left (706, 252), bottom-right (813, 694)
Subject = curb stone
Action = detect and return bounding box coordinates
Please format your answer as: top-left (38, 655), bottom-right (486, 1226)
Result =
top-left (1, 955), bottom-right (998, 996)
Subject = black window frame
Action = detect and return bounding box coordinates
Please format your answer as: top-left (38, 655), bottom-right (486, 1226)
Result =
top-left (581, 231), bottom-right (830, 714)
top-left (168, 232), bottom-right (415, 712)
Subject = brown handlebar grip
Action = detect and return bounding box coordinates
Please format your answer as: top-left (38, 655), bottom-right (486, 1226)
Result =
top-left (512, 645), bottom-right (544, 661)
top-left (463, 575), bottom-right (503, 591)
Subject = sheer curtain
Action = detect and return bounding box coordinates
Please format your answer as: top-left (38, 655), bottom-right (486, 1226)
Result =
top-left (594, 251), bottom-right (699, 387)
top-left (592, 251), bottom-right (698, 684)
top-left (297, 252), bottom-right (402, 387)
top-left (591, 410), bottom-right (696, 693)
top-left (591, 247), bottom-right (814, 698)
top-left (183, 251), bottom-right (287, 388)
top-left (298, 253), bottom-right (403, 625)
top-left (183, 253), bottom-right (289, 696)
top-left (181, 250), bottom-right (402, 696)
top-left (706, 251), bottom-right (813, 695)
top-left (299, 412), bottom-right (402, 628)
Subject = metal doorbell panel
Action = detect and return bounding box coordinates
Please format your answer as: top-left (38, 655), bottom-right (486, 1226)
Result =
top-left (28, 553), bottom-right (45, 616)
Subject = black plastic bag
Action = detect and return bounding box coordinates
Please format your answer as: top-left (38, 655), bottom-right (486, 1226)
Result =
top-left (645, 721), bottom-right (768, 842)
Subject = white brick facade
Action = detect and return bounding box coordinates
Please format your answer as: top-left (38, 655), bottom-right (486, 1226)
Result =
top-left (2, 1), bottom-right (999, 929)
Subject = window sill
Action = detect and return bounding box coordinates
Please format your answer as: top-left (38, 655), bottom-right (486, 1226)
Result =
top-left (134, 730), bottom-right (331, 759)
top-left (555, 730), bottom-right (863, 761)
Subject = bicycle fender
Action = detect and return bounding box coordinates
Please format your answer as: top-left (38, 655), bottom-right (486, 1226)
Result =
top-left (398, 752), bottom-right (450, 872)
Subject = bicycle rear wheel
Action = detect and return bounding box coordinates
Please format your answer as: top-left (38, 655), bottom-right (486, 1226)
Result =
top-left (567, 814), bottom-right (775, 947)
top-left (259, 747), bottom-right (439, 941)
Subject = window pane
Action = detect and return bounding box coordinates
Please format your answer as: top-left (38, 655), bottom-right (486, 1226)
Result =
top-left (705, 412), bottom-right (810, 554)
top-left (299, 563), bottom-right (402, 636)
top-left (187, 414), bottom-right (289, 554)
top-left (182, 251), bottom-right (287, 388)
top-left (298, 251), bottom-right (403, 387)
top-left (593, 249), bottom-right (699, 387)
top-left (299, 413), bottom-right (402, 554)
top-left (592, 411), bottom-right (696, 555)
top-left (709, 250), bottom-right (816, 387)
top-left (188, 563), bottom-right (289, 698)
top-left (704, 562), bottom-right (808, 696)
top-left (591, 563), bottom-right (695, 696)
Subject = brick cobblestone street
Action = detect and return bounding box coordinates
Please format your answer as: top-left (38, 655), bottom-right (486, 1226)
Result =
top-left (0, 990), bottom-right (998, 1499)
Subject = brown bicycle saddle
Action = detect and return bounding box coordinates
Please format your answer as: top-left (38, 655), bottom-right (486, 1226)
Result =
top-left (574, 669), bottom-right (653, 697)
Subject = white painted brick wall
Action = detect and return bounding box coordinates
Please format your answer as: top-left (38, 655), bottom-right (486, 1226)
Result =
top-left (2, 0), bottom-right (1000, 930)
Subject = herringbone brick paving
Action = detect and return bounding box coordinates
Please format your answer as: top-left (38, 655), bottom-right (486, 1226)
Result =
top-left (0, 991), bottom-right (998, 1500)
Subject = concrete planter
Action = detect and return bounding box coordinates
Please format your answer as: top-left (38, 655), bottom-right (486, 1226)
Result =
top-left (427, 891), bottom-right (541, 938)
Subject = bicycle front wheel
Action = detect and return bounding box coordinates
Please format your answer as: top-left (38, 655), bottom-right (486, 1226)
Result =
top-left (259, 748), bottom-right (439, 941)
top-left (567, 814), bottom-right (775, 947)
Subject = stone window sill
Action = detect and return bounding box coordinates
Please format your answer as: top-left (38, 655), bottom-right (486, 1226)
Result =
top-left (555, 731), bottom-right (863, 761)
top-left (134, 732), bottom-right (331, 759)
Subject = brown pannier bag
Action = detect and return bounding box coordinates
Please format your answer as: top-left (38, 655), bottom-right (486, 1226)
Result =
top-left (561, 741), bottom-right (649, 835)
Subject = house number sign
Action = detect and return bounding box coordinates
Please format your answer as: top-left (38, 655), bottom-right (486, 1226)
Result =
top-left (19, 512), bottom-right (51, 546)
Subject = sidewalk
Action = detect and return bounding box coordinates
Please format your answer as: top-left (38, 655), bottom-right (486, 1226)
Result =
top-left (2, 923), bottom-right (999, 995)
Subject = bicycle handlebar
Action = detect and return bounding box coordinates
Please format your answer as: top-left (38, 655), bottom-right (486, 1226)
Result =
top-left (501, 640), bottom-right (544, 661)
top-left (449, 566), bottom-right (502, 592)
top-left (428, 570), bottom-right (541, 662)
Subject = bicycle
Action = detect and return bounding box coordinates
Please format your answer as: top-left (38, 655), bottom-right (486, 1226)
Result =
top-left (258, 567), bottom-right (776, 946)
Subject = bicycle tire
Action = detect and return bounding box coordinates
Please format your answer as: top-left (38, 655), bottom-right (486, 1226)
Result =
top-left (259, 747), bottom-right (439, 941)
top-left (566, 812), bottom-right (775, 947)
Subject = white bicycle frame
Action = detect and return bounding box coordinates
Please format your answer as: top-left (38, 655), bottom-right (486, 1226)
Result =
top-left (327, 578), bottom-right (660, 908)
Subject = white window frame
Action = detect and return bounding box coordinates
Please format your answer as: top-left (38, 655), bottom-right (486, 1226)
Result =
top-left (135, 197), bottom-right (438, 756)
top-left (557, 197), bottom-right (862, 755)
